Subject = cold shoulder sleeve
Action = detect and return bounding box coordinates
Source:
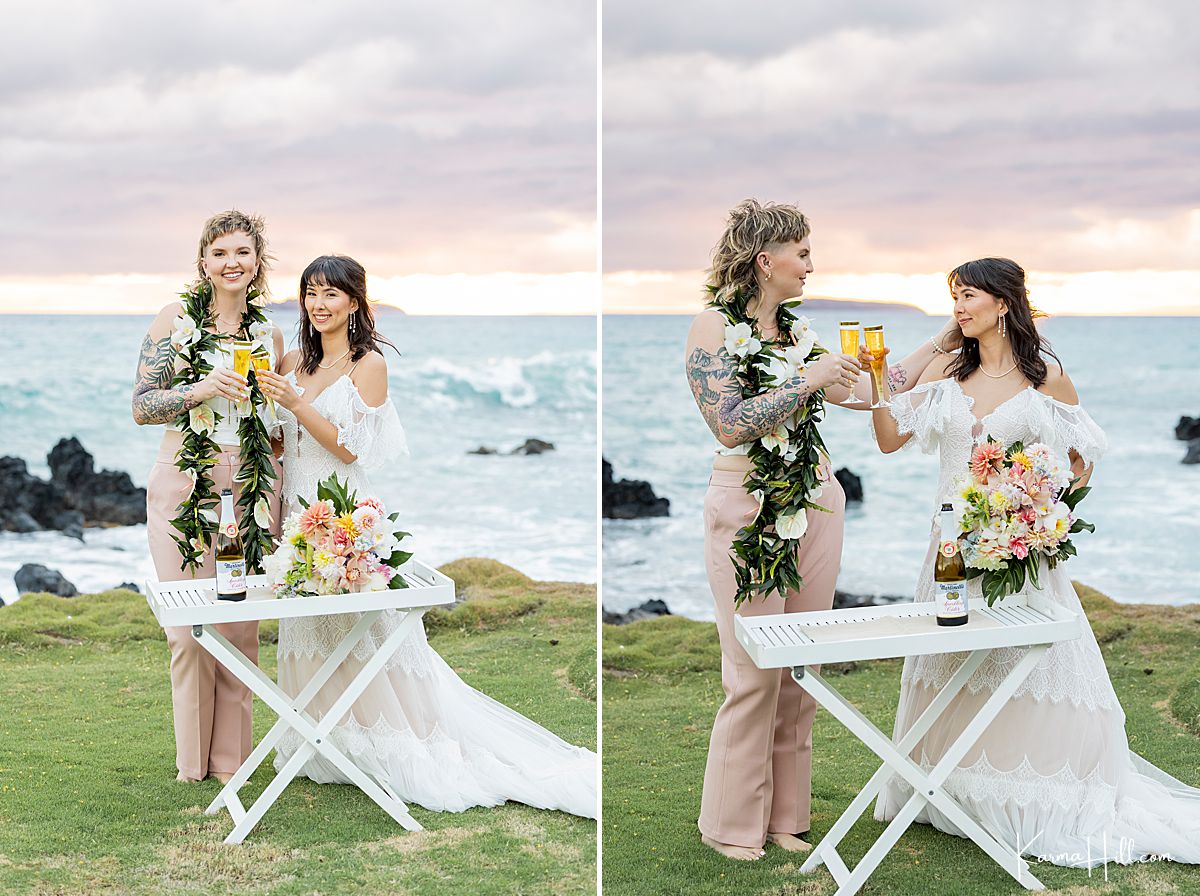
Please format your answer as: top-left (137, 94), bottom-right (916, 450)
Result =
top-left (1038, 396), bottom-right (1108, 468)
top-left (886, 381), bottom-right (954, 454)
top-left (327, 386), bottom-right (409, 472)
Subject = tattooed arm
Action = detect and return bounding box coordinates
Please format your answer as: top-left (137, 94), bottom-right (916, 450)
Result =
top-left (685, 311), bottom-right (859, 448)
top-left (131, 303), bottom-right (246, 426)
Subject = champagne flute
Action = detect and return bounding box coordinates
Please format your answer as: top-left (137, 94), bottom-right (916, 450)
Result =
top-left (231, 339), bottom-right (254, 418)
top-left (863, 325), bottom-right (890, 409)
top-left (838, 321), bottom-right (866, 405)
top-left (250, 346), bottom-right (276, 423)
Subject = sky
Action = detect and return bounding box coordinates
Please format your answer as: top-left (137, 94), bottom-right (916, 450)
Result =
top-left (603, 0), bottom-right (1200, 316)
top-left (0, 2), bottom-right (596, 316)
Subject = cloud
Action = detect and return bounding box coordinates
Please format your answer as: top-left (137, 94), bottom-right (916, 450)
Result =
top-left (602, 0), bottom-right (1200, 282)
top-left (0, 1), bottom-right (595, 287)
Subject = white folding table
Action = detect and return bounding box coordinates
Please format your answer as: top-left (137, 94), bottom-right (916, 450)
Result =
top-left (734, 595), bottom-right (1081, 895)
top-left (145, 561), bottom-right (455, 844)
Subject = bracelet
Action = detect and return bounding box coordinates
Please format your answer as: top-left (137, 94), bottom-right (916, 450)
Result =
top-left (930, 335), bottom-right (947, 354)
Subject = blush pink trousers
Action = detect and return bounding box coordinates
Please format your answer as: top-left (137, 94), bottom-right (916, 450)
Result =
top-left (698, 463), bottom-right (845, 848)
top-left (146, 443), bottom-right (282, 781)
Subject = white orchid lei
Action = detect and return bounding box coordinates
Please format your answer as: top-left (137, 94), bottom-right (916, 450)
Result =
top-left (169, 280), bottom-right (278, 574)
top-left (708, 287), bottom-right (832, 607)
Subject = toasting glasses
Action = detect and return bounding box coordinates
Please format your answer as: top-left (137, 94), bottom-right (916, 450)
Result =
top-left (838, 321), bottom-right (866, 406)
top-left (863, 325), bottom-right (890, 409)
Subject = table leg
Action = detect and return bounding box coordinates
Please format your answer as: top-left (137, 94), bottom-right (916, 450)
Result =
top-left (792, 645), bottom-right (1050, 894)
top-left (192, 611), bottom-right (428, 843)
top-left (204, 611), bottom-right (385, 816)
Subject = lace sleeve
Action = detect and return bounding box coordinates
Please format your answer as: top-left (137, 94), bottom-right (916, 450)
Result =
top-left (885, 381), bottom-right (948, 454)
top-left (1045, 400), bottom-right (1107, 468)
top-left (329, 390), bottom-right (410, 472)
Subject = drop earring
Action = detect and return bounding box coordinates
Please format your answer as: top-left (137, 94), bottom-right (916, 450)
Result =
top-left (350, 315), bottom-right (356, 337)
top-left (998, 313), bottom-right (1007, 338)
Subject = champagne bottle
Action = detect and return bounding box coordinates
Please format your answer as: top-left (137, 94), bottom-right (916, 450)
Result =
top-left (934, 502), bottom-right (967, 626)
top-left (215, 489), bottom-right (247, 601)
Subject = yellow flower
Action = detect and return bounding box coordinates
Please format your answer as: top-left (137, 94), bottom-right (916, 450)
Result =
top-left (1010, 451), bottom-right (1031, 468)
top-left (336, 513), bottom-right (359, 538)
top-left (988, 490), bottom-right (1010, 512)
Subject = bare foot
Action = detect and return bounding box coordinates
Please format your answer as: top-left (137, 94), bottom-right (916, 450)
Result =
top-left (176, 772), bottom-right (202, 783)
top-left (213, 772), bottom-right (234, 784)
top-left (701, 835), bottom-right (765, 861)
top-left (767, 832), bottom-right (812, 852)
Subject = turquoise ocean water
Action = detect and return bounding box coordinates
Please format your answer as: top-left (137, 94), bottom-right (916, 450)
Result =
top-left (604, 312), bottom-right (1200, 621)
top-left (0, 311), bottom-right (597, 602)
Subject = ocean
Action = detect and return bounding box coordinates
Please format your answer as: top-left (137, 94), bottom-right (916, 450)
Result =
top-left (0, 310), bottom-right (597, 603)
top-left (603, 312), bottom-right (1200, 621)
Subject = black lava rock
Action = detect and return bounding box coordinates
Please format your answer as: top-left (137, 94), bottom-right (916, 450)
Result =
top-left (835, 468), bottom-right (863, 503)
top-left (468, 446), bottom-right (499, 455)
top-left (114, 582), bottom-right (141, 593)
top-left (1175, 416), bottom-right (1200, 441)
top-left (1184, 439), bottom-right (1200, 465)
top-left (833, 590), bottom-right (909, 609)
top-left (602, 599), bottom-right (673, 625)
top-left (603, 459), bottom-right (669, 519)
top-left (48, 437), bottom-right (146, 526)
top-left (14, 563), bottom-right (79, 597)
top-left (0, 456), bottom-right (71, 532)
top-left (510, 438), bottom-right (556, 456)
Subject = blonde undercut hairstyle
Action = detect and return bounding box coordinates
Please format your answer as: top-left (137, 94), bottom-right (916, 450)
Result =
top-left (195, 210), bottom-right (274, 297)
top-left (707, 199), bottom-right (810, 305)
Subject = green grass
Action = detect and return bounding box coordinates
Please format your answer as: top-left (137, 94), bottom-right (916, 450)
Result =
top-left (0, 558), bottom-right (596, 896)
top-left (602, 583), bottom-right (1200, 896)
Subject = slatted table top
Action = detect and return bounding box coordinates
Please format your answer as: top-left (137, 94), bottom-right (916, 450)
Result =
top-left (735, 595), bottom-right (1081, 668)
top-left (144, 560), bottom-right (455, 627)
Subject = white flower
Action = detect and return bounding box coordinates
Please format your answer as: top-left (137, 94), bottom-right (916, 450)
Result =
top-left (791, 315), bottom-right (820, 347)
top-left (787, 335), bottom-right (816, 361)
top-left (188, 404), bottom-right (216, 435)
top-left (250, 320), bottom-right (273, 347)
top-left (170, 314), bottom-right (201, 350)
top-left (776, 510), bottom-right (810, 540)
top-left (724, 322), bottom-right (761, 358)
top-left (253, 498), bottom-right (272, 530)
top-left (263, 546), bottom-right (291, 585)
top-left (363, 570), bottom-right (389, 592)
top-left (199, 507), bottom-right (219, 525)
top-left (757, 354), bottom-right (793, 386)
top-left (760, 423), bottom-right (791, 453)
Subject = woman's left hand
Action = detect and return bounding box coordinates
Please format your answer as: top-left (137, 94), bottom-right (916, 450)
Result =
top-left (256, 369), bottom-right (302, 411)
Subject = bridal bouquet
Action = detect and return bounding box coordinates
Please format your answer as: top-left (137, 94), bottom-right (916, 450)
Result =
top-left (263, 474), bottom-right (413, 598)
top-left (951, 437), bottom-right (1094, 606)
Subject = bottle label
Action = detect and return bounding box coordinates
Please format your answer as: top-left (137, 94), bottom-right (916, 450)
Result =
top-left (936, 580), bottom-right (967, 618)
top-left (223, 522), bottom-right (238, 538)
top-left (940, 540), bottom-right (957, 558)
top-left (216, 558), bottom-right (247, 595)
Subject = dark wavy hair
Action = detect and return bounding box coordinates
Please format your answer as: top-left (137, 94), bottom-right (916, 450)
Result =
top-left (945, 257), bottom-right (1061, 387)
top-left (296, 255), bottom-right (398, 377)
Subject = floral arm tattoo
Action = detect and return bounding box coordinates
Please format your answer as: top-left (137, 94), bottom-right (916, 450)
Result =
top-left (132, 333), bottom-right (200, 424)
top-left (686, 346), bottom-right (813, 445)
top-left (887, 364), bottom-right (908, 392)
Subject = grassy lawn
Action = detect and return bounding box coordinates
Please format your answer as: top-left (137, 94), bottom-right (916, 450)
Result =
top-left (0, 558), bottom-right (596, 896)
top-left (602, 584), bottom-right (1200, 896)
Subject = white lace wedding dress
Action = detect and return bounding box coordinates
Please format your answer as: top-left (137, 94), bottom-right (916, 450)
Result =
top-left (271, 372), bottom-right (596, 818)
top-left (873, 378), bottom-right (1200, 866)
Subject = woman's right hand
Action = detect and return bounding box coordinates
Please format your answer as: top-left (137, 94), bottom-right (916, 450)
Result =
top-left (192, 367), bottom-right (249, 403)
top-left (804, 352), bottom-right (861, 392)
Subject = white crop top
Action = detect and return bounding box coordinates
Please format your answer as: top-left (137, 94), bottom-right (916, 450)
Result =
top-left (166, 339), bottom-right (278, 446)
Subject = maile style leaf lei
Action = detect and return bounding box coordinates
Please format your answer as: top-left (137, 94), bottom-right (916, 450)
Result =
top-left (707, 287), bottom-right (831, 607)
top-left (168, 280), bottom-right (277, 574)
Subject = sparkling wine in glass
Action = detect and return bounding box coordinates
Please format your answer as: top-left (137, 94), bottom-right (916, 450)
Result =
top-left (232, 340), bottom-right (254, 418)
top-left (250, 345), bottom-right (276, 422)
top-left (838, 321), bottom-right (866, 405)
top-left (864, 325), bottom-right (890, 408)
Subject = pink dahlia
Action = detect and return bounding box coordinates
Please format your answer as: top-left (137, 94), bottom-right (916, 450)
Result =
top-left (970, 442), bottom-right (1005, 482)
top-left (299, 500), bottom-right (334, 538)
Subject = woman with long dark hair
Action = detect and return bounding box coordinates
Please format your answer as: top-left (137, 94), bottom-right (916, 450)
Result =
top-left (868, 257), bottom-right (1200, 865)
top-left (256, 255), bottom-right (596, 818)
